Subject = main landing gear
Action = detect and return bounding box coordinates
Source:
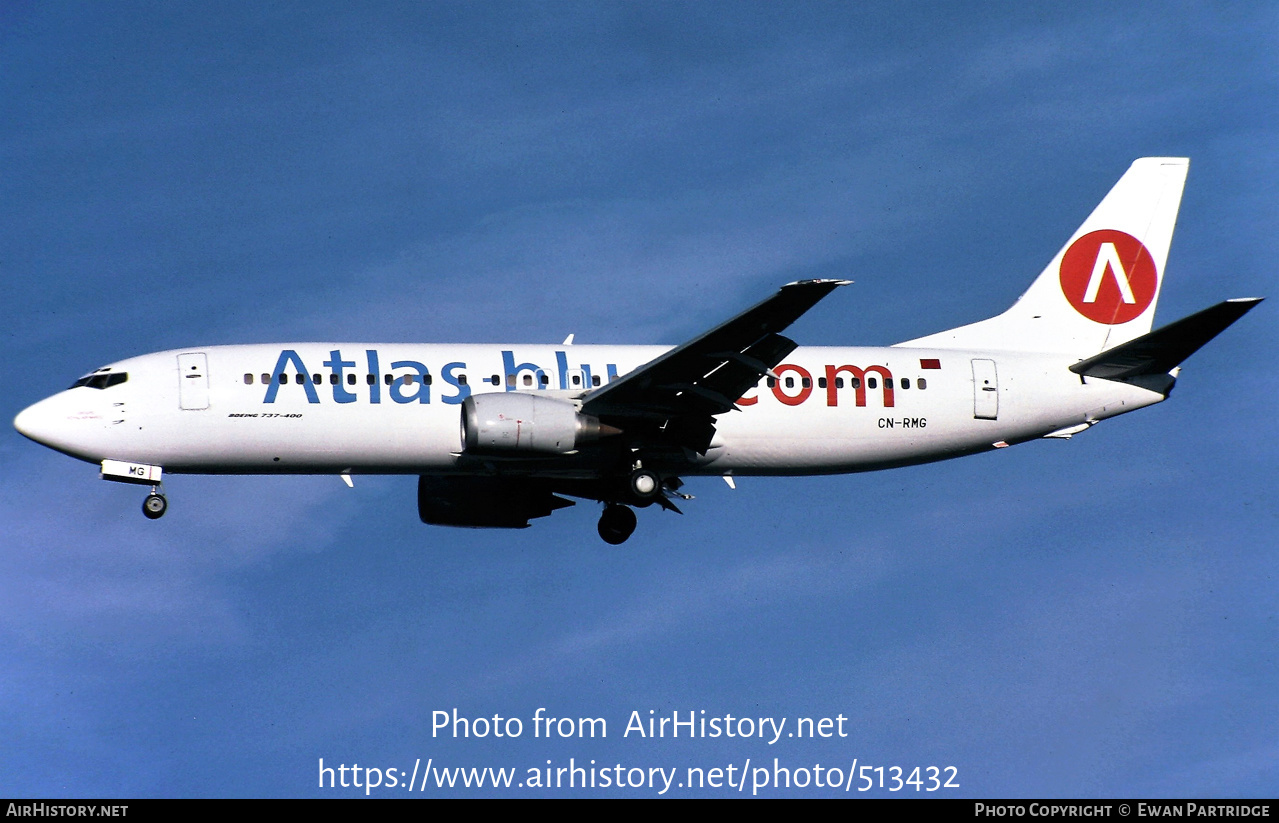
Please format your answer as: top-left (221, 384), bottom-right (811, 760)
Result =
top-left (142, 488), bottom-right (167, 520)
top-left (596, 467), bottom-right (687, 544)
top-left (597, 504), bottom-right (637, 545)
top-left (628, 467), bottom-right (661, 501)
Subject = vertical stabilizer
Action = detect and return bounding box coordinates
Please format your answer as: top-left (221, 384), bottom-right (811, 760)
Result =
top-left (900, 158), bottom-right (1189, 355)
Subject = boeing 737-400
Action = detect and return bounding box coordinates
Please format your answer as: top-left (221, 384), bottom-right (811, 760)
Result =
top-left (13, 158), bottom-right (1261, 543)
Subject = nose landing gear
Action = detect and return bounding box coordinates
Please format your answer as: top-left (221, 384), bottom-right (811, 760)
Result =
top-left (142, 488), bottom-right (167, 520)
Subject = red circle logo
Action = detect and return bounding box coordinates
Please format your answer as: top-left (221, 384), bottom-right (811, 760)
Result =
top-left (1058, 230), bottom-right (1157, 325)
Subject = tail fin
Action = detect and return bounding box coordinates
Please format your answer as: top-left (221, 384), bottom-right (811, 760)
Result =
top-left (900, 157), bottom-right (1190, 355)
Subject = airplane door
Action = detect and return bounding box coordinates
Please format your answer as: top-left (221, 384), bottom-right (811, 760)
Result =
top-left (971, 358), bottom-right (998, 420)
top-left (177, 352), bottom-right (210, 410)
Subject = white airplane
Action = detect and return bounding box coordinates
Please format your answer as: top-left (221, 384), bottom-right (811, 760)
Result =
top-left (14, 158), bottom-right (1260, 544)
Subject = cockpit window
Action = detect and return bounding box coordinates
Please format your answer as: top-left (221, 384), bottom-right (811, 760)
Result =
top-left (70, 372), bottom-right (128, 390)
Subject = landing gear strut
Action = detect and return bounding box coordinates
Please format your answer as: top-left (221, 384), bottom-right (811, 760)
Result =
top-left (597, 504), bottom-right (637, 545)
top-left (142, 489), bottom-right (167, 520)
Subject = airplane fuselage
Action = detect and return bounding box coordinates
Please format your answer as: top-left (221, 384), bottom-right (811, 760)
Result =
top-left (19, 342), bottom-right (1163, 477)
top-left (14, 158), bottom-right (1256, 543)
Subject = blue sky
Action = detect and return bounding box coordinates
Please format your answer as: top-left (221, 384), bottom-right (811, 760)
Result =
top-left (2, 2), bottom-right (1275, 797)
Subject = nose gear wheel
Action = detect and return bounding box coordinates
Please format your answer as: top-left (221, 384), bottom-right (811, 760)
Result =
top-left (142, 493), bottom-right (167, 520)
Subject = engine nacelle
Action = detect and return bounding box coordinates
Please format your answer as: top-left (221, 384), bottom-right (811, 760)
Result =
top-left (418, 475), bottom-right (574, 528)
top-left (461, 393), bottom-right (616, 454)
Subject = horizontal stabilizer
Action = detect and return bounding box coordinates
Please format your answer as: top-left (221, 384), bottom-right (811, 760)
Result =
top-left (1069, 298), bottom-right (1262, 380)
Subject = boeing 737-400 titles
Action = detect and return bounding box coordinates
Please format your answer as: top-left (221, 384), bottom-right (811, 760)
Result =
top-left (13, 158), bottom-right (1261, 543)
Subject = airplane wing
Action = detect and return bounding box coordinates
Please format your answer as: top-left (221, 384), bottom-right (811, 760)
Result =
top-left (580, 279), bottom-right (849, 454)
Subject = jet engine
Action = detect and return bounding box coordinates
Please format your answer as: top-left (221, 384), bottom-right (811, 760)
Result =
top-left (460, 393), bottom-right (618, 455)
top-left (418, 475), bottom-right (573, 528)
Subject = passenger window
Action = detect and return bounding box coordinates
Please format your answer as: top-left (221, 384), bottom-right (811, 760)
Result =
top-left (384, 374), bottom-right (393, 385)
top-left (329, 374), bottom-right (338, 385)
top-left (244, 374), bottom-right (254, 385)
top-left (367, 374), bottom-right (376, 385)
top-left (884, 378), bottom-right (893, 390)
top-left (507, 374), bottom-right (516, 387)
top-left (851, 377), bottom-right (861, 389)
top-left (835, 377), bottom-right (844, 389)
top-left (572, 375), bottom-right (581, 386)
top-left (312, 374), bottom-right (320, 384)
top-left (767, 377), bottom-right (777, 388)
top-left (901, 378), bottom-right (910, 389)
top-left (490, 375), bottom-right (500, 385)
top-left (458, 374), bottom-right (468, 386)
top-left (295, 374), bottom-right (306, 384)
top-left (785, 377), bottom-right (794, 389)
top-left (918, 378), bottom-right (927, 390)
top-left (801, 377), bottom-right (811, 389)
top-left (347, 374), bottom-right (356, 385)
top-left (592, 375), bottom-right (601, 387)
top-left (523, 374), bottom-right (533, 387)
top-left (261, 373), bottom-right (270, 384)
top-left (539, 374), bottom-right (548, 386)
top-left (867, 377), bottom-right (877, 389)
top-left (818, 377), bottom-right (827, 388)
top-left (401, 375), bottom-right (412, 386)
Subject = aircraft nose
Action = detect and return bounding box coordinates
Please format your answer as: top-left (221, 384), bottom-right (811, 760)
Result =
top-left (13, 393), bottom-right (105, 457)
top-left (14, 399), bottom-right (51, 443)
